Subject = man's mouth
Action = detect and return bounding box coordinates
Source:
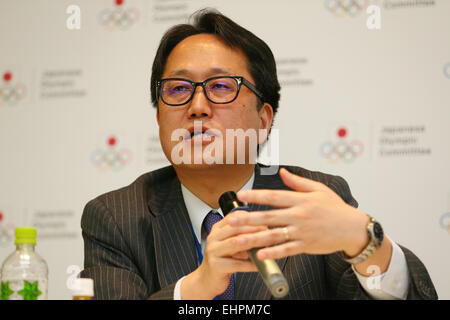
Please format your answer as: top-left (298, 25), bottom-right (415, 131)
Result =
top-left (187, 130), bottom-right (214, 140)
top-left (183, 122), bottom-right (218, 143)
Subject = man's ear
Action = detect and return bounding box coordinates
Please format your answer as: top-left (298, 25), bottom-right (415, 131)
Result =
top-left (258, 103), bottom-right (274, 143)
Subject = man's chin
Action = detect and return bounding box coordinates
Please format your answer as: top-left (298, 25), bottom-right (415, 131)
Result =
top-left (166, 144), bottom-right (258, 169)
top-left (170, 160), bottom-right (226, 170)
top-left (171, 161), bottom-right (257, 173)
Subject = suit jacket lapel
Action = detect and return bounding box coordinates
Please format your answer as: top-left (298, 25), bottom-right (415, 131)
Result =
top-left (236, 164), bottom-right (289, 300)
top-left (147, 169), bottom-right (198, 289)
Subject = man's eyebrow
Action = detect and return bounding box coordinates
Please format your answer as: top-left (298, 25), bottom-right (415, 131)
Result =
top-left (166, 67), bottom-right (234, 78)
top-left (166, 69), bottom-right (191, 77)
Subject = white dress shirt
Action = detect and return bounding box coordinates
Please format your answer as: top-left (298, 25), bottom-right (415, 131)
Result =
top-left (173, 173), bottom-right (409, 300)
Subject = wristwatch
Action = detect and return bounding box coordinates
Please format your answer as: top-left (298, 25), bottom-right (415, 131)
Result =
top-left (341, 216), bottom-right (384, 265)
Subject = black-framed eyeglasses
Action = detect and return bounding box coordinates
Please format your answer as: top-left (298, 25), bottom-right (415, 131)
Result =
top-left (156, 76), bottom-right (263, 106)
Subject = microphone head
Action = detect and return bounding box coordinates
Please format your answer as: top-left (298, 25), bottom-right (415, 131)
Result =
top-left (219, 191), bottom-right (244, 215)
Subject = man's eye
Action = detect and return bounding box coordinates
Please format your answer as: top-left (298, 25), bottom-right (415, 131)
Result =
top-left (166, 84), bottom-right (191, 94)
top-left (211, 82), bottom-right (232, 90)
top-left (172, 86), bottom-right (189, 92)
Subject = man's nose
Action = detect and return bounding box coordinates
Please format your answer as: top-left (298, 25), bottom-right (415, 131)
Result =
top-left (187, 85), bottom-right (212, 119)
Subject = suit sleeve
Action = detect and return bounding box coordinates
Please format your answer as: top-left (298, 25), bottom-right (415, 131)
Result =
top-left (323, 175), bottom-right (438, 300)
top-left (80, 197), bottom-right (177, 300)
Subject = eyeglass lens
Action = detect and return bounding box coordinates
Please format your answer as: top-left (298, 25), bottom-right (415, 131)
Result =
top-left (161, 77), bottom-right (239, 105)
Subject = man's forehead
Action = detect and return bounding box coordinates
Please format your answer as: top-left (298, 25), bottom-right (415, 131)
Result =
top-left (176, 33), bottom-right (229, 49)
top-left (161, 33), bottom-right (252, 81)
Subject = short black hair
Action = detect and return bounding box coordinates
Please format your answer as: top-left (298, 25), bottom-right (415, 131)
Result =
top-left (150, 8), bottom-right (281, 118)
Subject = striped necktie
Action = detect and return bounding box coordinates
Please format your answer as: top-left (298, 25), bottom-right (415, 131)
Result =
top-left (203, 210), bottom-right (235, 300)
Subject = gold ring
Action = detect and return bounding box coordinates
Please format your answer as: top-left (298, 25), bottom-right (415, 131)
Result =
top-left (282, 227), bottom-right (290, 241)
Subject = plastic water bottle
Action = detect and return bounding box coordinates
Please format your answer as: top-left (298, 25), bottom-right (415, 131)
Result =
top-left (0, 227), bottom-right (48, 300)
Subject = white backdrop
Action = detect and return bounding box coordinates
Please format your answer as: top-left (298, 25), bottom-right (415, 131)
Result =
top-left (0, 0), bottom-right (449, 299)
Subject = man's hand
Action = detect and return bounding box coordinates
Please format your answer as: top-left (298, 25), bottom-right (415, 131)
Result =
top-left (180, 214), bottom-right (264, 299)
top-left (230, 168), bottom-right (371, 260)
top-left (181, 168), bottom-right (393, 299)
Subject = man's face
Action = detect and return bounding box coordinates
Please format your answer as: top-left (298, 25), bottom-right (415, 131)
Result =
top-left (157, 33), bottom-right (273, 169)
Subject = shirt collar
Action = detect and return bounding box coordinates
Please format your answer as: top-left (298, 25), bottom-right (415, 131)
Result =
top-left (180, 172), bottom-right (255, 242)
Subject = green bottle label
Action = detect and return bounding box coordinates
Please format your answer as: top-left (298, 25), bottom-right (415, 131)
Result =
top-left (17, 280), bottom-right (42, 300)
top-left (1, 281), bottom-right (14, 300)
top-left (1, 280), bottom-right (43, 300)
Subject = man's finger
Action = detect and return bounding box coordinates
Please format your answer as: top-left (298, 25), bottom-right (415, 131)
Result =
top-left (218, 257), bottom-right (258, 274)
top-left (279, 168), bottom-right (324, 193)
top-left (228, 208), bottom-right (298, 227)
top-left (211, 224), bottom-right (267, 242)
top-left (232, 227), bottom-right (293, 252)
top-left (237, 189), bottom-right (303, 208)
top-left (231, 251), bottom-right (249, 260)
top-left (210, 210), bottom-right (248, 230)
top-left (256, 240), bottom-right (304, 260)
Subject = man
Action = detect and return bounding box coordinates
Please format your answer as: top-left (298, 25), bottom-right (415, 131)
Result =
top-left (80, 9), bottom-right (437, 300)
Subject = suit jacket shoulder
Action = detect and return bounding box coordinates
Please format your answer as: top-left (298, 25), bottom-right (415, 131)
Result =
top-left (80, 165), bottom-right (180, 299)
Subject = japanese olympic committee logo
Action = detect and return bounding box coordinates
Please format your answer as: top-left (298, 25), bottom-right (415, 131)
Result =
top-left (90, 136), bottom-right (132, 171)
top-left (98, 0), bottom-right (140, 31)
top-left (0, 71), bottom-right (26, 107)
top-left (440, 212), bottom-right (450, 234)
top-left (325, 0), bottom-right (369, 17)
top-left (320, 127), bottom-right (364, 163)
top-left (0, 211), bottom-right (15, 247)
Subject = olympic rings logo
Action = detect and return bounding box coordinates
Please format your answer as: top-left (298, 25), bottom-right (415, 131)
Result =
top-left (0, 211), bottom-right (15, 247)
top-left (90, 136), bottom-right (132, 171)
top-left (325, 0), bottom-right (369, 17)
top-left (443, 63), bottom-right (450, 79)
top-left (98, 0), bottom-right (139, 31)
top-left (0, 72), bottom-right (26, 107)
top-left (440, 212), bottom-right (450, 234)
top-left (320, 127), bottom-right (364, 163)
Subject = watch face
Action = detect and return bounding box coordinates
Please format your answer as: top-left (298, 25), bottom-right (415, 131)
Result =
top-left (373, 222), bottom-right (384, 241)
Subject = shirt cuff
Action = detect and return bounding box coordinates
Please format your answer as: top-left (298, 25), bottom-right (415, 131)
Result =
top-left (352, 235), bottom-right (409, 300)
top-left (173, 276), bottom-right (186, 300)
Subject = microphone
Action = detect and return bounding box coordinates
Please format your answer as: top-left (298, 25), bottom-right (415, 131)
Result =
top-left (219, 191), bottom-right (289, 298)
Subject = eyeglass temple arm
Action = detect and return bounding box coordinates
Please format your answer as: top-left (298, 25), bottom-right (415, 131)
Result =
top-left (241, 78), bottom-right (264, 101)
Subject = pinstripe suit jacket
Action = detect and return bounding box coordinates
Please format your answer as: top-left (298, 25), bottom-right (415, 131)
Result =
top-left (80, 164), bottom-right (437, 300)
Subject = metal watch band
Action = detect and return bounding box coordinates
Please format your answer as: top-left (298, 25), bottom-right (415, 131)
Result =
top-left (341, 216), bottom-right (383, 265)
